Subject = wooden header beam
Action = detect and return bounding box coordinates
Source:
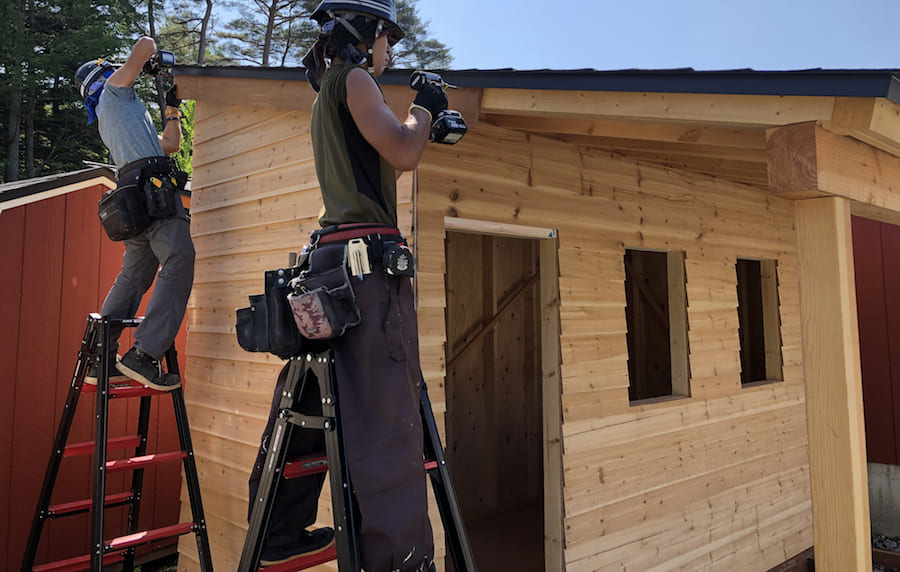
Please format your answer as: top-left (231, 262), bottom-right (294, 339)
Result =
top-left (830, 97), bottom-right (900, 159)
top-left (767, 122), bottom-right (900, 224)
top-left (481, 88), bottom-right (836, 127)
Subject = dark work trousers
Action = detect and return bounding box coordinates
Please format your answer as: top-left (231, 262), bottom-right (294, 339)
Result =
top-left (248, 243), bottom-right (434, 572)
top-left (100, 211), bottom-right (195, 359)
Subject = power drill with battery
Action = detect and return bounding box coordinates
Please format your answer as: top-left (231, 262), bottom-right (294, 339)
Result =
top-left (410, 70), bottom-right (468, 145)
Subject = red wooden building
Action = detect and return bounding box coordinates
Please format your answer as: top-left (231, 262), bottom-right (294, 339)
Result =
top-left (0, 167), bottom-right (186, 569)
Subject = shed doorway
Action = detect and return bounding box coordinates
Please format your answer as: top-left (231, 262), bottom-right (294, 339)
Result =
top-left (443, 225), bottom-right (562, 572)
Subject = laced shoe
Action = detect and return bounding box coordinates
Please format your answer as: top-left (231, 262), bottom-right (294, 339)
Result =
top-left (84, 353), bottom-right (129, 385)
top-left (117, 347), bottom-right (181, 392)
top-left (260, 527), bottom-right (335, 567)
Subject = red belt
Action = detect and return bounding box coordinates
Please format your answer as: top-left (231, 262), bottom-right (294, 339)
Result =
top-left (311, 223), bottom-right (403, 245)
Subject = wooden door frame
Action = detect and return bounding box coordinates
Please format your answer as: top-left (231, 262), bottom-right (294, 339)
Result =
top-left (443, 217), bottom-right (564, 572)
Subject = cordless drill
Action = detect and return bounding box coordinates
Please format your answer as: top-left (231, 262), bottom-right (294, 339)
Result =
top-left (410, 70), bottom-right (468, 145)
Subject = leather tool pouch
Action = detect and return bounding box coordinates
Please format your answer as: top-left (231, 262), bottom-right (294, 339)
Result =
top-left (142, 172), bottom-right (179, 219)
top-left (288, 248), bottom-right (361, 340)
top-left (97, 183), bottom-right (152, 241)
top-left (235, 259), bottom-right (307, 359)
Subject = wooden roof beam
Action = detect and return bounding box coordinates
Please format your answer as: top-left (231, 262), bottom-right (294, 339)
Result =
top-left (480, 88), bottom-right (836, 128)
top-left (829, 97), bottom-right (900, 158)
top-left (767, 122), bottom-right (900, 225)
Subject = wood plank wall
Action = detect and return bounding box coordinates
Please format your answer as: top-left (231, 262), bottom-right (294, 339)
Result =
top-left (181, 101), bottom-right (423, 571)
top-left (416, 123), bottom-right (812, 571)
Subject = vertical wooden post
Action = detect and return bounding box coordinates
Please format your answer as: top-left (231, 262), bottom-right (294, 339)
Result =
top-left (795, 196), bottom-right (871, 571)
top-left (540, 238), bottom-right (564, 572)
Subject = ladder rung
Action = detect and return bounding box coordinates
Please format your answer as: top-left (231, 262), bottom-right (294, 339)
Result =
top-left (106, 451), bottom-right (186, 473)
top-left (106, 521), bottom-right (196, 551)
top-left (48, 492), bottom-right (134, 517)
top-left (283, 454), bottom-right (329, 479)
top-left (81, 382), bottom-right (167, 398)
top-left (256, 544), bottom-right (337, 572)
top-left (64, 435), bottom-right (142, 457)
top-left (32, 552), bottom-right (124, 572)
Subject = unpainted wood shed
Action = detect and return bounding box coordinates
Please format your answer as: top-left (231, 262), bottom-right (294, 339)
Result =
top-left (173, 66), bottom-right (900, 571)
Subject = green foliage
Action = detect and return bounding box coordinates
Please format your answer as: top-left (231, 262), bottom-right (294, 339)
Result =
top-left (174, 99), bottom-right (195, 176)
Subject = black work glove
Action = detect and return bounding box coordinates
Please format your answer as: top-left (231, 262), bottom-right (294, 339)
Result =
top-left (165, 85), bottom-right (181, 108)
top-left (412, 83), bottom-right (448, 120)
top-left (142, 52), bottom-right (161, 76)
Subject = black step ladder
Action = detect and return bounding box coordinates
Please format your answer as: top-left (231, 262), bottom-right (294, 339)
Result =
top-left (23, 313), bottom-right (214, 572)
top-left (238, 350), bottom-right (477, 572)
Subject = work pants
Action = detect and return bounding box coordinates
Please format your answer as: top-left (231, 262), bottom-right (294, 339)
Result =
top-left (100, 215), bottom-right (195, 359)
top-left (249, 243), bottom-right (434, 572)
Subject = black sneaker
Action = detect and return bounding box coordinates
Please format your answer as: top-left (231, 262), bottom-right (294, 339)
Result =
top-left (84, 353), bottom-right (129, 385)
top-left (260, 527), bottom-right (335, 566)
top-left (117, 347), bottom-right (181, 392)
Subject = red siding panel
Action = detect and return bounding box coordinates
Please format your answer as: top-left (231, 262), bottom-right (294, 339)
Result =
top-left (852, 216), bottom-right (896, 464)
top-left (880, 223), bottom-right (900, 463)
top-left (0, 207), bottom-right (26, 571)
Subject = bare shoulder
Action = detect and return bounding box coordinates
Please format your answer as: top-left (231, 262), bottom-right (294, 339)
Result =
top-left (345, 66), bottom-right (381, 99)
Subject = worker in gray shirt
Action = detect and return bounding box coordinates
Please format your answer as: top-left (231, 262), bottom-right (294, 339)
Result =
top-left (75, 36), bottom-right (193, 391)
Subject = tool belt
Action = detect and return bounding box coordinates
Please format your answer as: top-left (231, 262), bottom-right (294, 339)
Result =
top-left (97, 156), bottom-right (188, 241)
top-left (234, 223), bottom-right (415, 358)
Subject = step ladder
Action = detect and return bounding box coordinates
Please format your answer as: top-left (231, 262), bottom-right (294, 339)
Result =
top-left (238, 350), bottom-right (477, 572)
top-left (22, 313), bottom-right (214, 572)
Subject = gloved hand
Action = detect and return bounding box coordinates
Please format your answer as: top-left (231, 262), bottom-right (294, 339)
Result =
top-left (165, 85), bottom-right (181, 108)
top-left (411, 83), bottom-right (448, 121)
top-left (142, 52), bottom-right (161, 76)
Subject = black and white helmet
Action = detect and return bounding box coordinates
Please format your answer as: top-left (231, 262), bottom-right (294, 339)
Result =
top-left (311, 0), bottom-right (405, 45)
top-left (74, 58), bottom-right (117, 98)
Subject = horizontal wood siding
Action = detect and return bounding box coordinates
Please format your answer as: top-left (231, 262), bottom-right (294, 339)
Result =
top-left (181, 101), bottom-right (421, 571)
top-left (417, 123), bottom-right (811, 571)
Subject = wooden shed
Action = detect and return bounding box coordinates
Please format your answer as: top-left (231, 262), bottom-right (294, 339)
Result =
top-left (173, 66), bottom-right (900, 571)
top-left (1, 167), bottom-right (187, 569)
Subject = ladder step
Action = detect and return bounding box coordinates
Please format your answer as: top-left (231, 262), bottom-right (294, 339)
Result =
top-left (81, 381), bottom-right (168, 398)
top-left (64, 435), bottom-right (142, 457)
top-left (48, 492), bottom-right (134, 517)
top-left (106, 451), bottom-right (187, 473)
top-left (106, 521), bottom-right (196, 551)
top-left (32, 552), bottom-right (124, 572)
top-left (283, 455), bottom-right (439, 480)
top-left (256, 544), bottom-right (338, 572)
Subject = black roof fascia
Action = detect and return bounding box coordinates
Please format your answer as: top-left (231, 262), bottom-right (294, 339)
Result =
top-left (0, 166), bottom-right (115, 205)
top-left (175, 65), bottom-right (900, 105)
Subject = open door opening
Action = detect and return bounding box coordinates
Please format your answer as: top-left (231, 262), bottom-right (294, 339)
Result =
top-left (444, 230), bottom-right (547, 571)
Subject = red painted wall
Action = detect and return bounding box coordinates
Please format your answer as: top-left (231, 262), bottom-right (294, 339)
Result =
top-left (853, 216), bottom-right (900, 465)
top-left (1, 183), bottom-right (187, 569)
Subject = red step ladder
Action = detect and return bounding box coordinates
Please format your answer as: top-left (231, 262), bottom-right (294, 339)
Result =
top-left (22, 314), bottom-right (213, 571)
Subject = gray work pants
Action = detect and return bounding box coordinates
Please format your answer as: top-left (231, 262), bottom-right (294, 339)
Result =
top-left (100, 215), bottom-right (195, 359)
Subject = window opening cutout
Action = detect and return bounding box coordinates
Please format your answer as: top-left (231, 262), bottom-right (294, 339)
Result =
top-left (736, 258), bottom-right (783, 384)
top-left (624, 249), bottom-right (690, 402)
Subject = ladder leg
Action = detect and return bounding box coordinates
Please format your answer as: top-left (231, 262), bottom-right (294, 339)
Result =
top-left (238, 358), bottom-right (305, 572)
top-left (420, 381), bottom-right (477, 572)
top-left (165, 347), bottom-right (214, 572)
top-left (312, 351), bottom-right (361, 572)
top-left (90, 317), bottom-right (112, 571)
top-left (22, 317), bottom-right (97, 571)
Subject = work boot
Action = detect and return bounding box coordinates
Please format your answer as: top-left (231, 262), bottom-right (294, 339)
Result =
top-left (84, 353), bottom-right (129, 385)
top-left (117, 347), bottom-right (181, 392)
top-left (260, 527), bottom-right (335, 567)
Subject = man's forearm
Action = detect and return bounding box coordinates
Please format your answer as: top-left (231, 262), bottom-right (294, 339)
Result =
top-left (160, 110), bottom-right (182, 155)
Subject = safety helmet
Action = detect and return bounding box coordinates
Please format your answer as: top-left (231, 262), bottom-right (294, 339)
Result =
top-left (310, 0), bottom-right (405, 45)
top-left (74, 58), bottom-right (117, 98)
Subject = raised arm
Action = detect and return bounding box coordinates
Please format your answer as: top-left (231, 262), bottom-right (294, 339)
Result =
top-left (345, 67), bottom-right (445, 172)
top-left (107, 36), bottom-right (157, 88)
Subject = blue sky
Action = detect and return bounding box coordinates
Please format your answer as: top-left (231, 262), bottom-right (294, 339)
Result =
top-left (412, 0), bottom-right (900, 71)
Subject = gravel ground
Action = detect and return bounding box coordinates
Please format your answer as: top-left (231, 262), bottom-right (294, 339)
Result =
top-left (136, 553), bottom-right (178, 572)
top-left (874, 533), bottom-right (900, 572)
